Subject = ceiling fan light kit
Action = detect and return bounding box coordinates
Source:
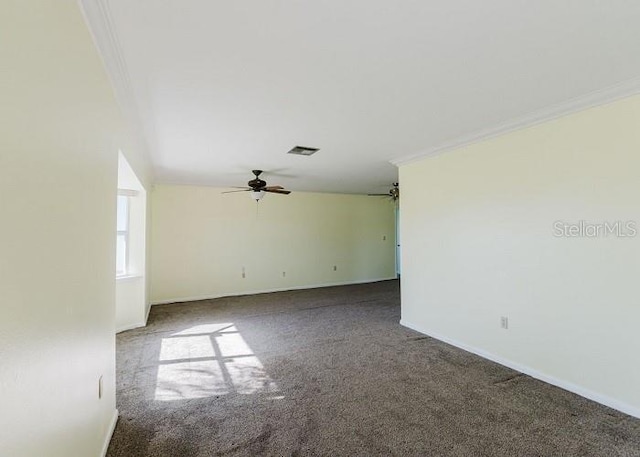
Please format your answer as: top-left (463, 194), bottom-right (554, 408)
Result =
top-left (250, 190), bottom-right (265, 201)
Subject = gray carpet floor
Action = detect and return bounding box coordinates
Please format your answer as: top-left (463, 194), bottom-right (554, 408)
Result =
top-left (108, 280), bottom-right (640, 456)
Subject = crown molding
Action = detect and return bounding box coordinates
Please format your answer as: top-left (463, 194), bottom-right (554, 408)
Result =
top-left (78, 0), bottom-right (133, 112)
top-left (78, 0), bottom-right (155, 176)
top-left (390, 76), bottom-right (640, 167)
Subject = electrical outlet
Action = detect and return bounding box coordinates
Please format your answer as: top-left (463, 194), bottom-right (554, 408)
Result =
top-left (98, 375), bottom-right (103, 399)
top-left (333, 265), bottom-right (337, 271)
top-left (500, 316), bottom-right (509, 329)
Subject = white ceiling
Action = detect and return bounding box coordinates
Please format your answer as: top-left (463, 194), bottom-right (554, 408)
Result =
top-left (87, 0), bottom-right (640, 194)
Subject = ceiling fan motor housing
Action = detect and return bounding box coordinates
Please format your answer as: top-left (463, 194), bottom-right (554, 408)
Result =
top-left (248, 178), bottom-right (266, 189)
top-left (248, 169), bottom-right (266, 189)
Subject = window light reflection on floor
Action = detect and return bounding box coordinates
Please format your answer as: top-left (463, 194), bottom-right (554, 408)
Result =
top-left (154, 323), bottom-right (279, 401)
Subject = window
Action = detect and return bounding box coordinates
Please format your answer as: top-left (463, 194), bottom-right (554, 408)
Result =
top-left (116, 193), bottom-right (129, 276)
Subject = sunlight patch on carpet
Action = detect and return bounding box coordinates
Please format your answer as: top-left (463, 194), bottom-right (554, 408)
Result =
top-left (154, 323), bottom-right (279, 401)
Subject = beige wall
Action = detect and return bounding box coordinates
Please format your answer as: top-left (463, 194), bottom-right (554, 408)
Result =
top-left (0, 1), bottom-right (150, 455)
top-left (399, 94), bottom-right (640, 417)
top-left (150, 185), bottom-right (396, 303)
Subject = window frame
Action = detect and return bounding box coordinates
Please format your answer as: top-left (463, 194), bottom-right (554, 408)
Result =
top-left (116, 190), bottom-right (136, 277)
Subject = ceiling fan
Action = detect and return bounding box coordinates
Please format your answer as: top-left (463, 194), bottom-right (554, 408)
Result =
top-left (368, 183), bottom-right (399, 201)
top-left (222, 170), bottom-right (291, 201)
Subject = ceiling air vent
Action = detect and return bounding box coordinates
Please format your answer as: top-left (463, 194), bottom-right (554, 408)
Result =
top-left (287, 145), bottom-right (319, 156)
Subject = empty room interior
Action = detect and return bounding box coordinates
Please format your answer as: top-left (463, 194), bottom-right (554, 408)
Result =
top-left (2, 1), bottom-right (640, 456)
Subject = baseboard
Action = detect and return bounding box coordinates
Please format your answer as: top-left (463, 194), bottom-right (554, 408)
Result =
top-left (400, 319), bottom-right (640, 419)
top-left (115, 302), bottom-right (152, 333)
top-left (116, 322), bottom-right (146, 333)
top-left (101, 408), bottom-right (119, 457)
top-left (151, 277), bottom-right (398, 305)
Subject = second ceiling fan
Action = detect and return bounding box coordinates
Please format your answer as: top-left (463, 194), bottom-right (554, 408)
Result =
top-left (368, 183), bottom-right (399, 202)
top-left (222, 170), bottom-right (291, 201)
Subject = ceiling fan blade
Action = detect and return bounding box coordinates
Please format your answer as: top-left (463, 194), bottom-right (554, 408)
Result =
top-left (221, 189), bottom-right (251, 194)
top-left (264, 189), bottom-right (291, 195)
top-left (367, 193), bottom-right (390, 196)
top-left (263, 185), bottom-right (284, 190)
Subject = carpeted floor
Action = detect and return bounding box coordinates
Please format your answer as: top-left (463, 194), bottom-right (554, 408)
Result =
top-left (108, 280), bottom-right (640, 456)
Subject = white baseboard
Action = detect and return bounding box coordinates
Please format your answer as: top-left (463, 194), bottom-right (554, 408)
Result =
top-left (151, 277), bottom-right (398, 305)
top-left (116, 322), bottom-right (146, 333)
top-left (101, 408), bottom-right (119, 457)
top-left (115, 303), bottom-right (152, 333)
top-left (400, 319), bottom-right (640, 420)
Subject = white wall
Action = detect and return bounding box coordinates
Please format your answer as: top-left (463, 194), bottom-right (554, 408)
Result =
top-left (150, 185), bottom-right (396, 303)
top-left (399, 94), bottom-right (640, 417)
top-left (0, 1), bottom-right (150, 455)
top-left (116, 276), bottom-right (147, 332)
